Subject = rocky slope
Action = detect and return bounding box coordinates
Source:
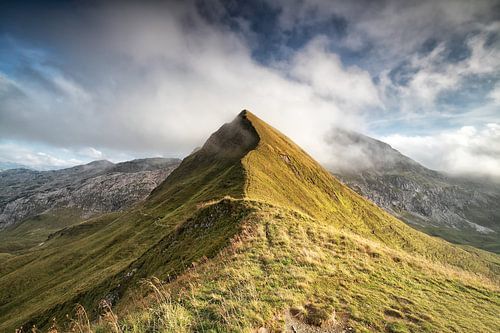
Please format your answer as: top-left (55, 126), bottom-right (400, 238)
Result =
top-left (329, 128), bottom-right (500, 252)
top-left (0, 158), bottom-right (181, 229)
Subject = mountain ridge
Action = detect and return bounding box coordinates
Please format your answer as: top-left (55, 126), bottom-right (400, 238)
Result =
top-left (0, 157), bottom-right (181, 253)
top-left (0, 157), bottom-right (181, 230)
top-left (329, 128), bottom-right (500, 253)
top-left (0, 111), bottom-right (498, 332)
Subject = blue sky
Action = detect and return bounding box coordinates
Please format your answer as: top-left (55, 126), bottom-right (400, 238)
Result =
top-left (0, 0), bottom-right (499, 177)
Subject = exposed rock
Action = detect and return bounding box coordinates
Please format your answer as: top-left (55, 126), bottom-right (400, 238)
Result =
top-left (329, 128), bottom-right (500, 250)
top-left (0, 158), bottom-right (181, 229)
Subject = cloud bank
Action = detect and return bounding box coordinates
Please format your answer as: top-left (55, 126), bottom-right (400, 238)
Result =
top-left (0, 0), bottom-right (499, 177)
top-left (382, 123), bottom-right (500, 178)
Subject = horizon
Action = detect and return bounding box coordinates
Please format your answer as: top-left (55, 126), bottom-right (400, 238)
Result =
top-left (1, 1), bottom-right (499, 178)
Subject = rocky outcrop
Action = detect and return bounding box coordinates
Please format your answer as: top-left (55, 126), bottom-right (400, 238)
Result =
top-left (0, 158), bottom-right (181, 229)
top-left (329, 128), bottom-right (500, 250)
top-left (338, 171), bottom-right (498, 233)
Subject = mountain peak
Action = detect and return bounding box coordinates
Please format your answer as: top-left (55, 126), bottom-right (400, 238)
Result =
top-left (196, 110), bottom-right (259, 161)
top-left (147, 110), bottom-right (260, 206)
top-left (153, 109), bottom-right (495, 252)
top-left (3, 110), bottom-right (499, 333)
top-left (86, 159), bottom-right (114, 167)
top-left (326, 128), bottom-right (426, 174)
top-left (238, 109), bottom-right (250, 117)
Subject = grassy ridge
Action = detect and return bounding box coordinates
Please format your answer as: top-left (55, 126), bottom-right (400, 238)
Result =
top-left (243, 111), bottom-right (499, 278)
top-left (1, 110), bottom-right (499, 332)
top-left (113, 111), bottom-right (499, 332)
top-left (118, 202), bottom-right (499, 332)
top-left (0, 112), bottom-right (259, 332)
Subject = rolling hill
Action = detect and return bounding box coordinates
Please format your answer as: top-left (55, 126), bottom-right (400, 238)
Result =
top-left (0, 111), bottom-right (498, 333)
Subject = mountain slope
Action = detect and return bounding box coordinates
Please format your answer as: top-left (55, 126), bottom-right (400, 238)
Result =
top-left (0, 116), bottom-right (259, 331)
top-left (0, 158), bottom-right (180, 252)
top-left (1, 111), bottom-right (498, 333)
top-left (117, 111), bottom-right (499, 332)
top-left (121, 202), bottom-right (499, 332)
top-left (242, 112), bottom-right (498, 269)
top-left (329, 128), bottom-right (500, 253)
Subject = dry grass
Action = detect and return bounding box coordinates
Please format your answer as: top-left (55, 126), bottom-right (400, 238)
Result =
top-left (6, 111), bottom-right (500, 333)
top-left (109, 203), bottom-right (499, 332)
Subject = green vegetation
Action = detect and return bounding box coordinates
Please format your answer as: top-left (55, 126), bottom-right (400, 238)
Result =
top-left (336, 156), bottom-right (500, 254)
top-left (0, 209), bottom-right (83, 253)
top-left (242, 112), bottom-right (499, 276)
top-left (410, 222), bottom-right (500, 254)
top-left (0, 113), bottom-right (256, 331)
top-left (119, 202), bottom-right (500, 332)
top-left (0, 111), bottom-right (498, 332)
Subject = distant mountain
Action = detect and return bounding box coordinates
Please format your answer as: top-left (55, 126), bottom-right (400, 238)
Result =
top-left (0, 161), bottom-right (32, 171)
top-left (329, 128), bottom-right (500, 253)
top-left (1, 111), bottom-right (498, 333)
top-left (0, 158), bottom-right (181, 232)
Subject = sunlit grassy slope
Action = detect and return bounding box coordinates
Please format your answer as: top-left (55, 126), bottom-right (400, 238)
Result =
top-left (120, 203), bottom-right (500, 332)
top-left (0, 112), bottom-right (258, 331)
top-left (242, 112), bottom-right (499, 274)
top-left (1, 111), bottom-right (499, 332)
top-left (118, 111), bottom-right (499, 332)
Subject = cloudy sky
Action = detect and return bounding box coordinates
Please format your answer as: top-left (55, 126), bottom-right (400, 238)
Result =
top-left (0, 0), bottom-right (499, 177)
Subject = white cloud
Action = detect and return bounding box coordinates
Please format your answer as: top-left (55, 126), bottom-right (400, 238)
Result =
top-left (379, 31), bottom-right (500, 114)
top-left (51, 75), bottom-right (91, 103)
top-left (0, 141), bottom-right (144, 170)
top-left (382, 123), bottom-right (500, 178)
top-left (287, 37), bottom-right (381, 110)
top-left (0, 142), bottom-right (82, 170)
top-left (0, 2), bottom-right (378, 165)
top-left (271, 0), bottom-right (497, 61)
top-left (489, 82), bottom-right (500, 105)
top-left (78, 147), bottom-right (104, 159)
top-left (0, 0), bottom-right (499, 177)
top-left (0, 73), bottom-right (19, 93)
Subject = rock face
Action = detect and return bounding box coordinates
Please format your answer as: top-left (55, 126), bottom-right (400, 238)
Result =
top-left (0, 158), bottom-right (181, 229)
top-left (329, 128), bottom-right (500, 252)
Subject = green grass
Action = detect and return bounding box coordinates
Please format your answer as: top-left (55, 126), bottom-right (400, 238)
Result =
top-left (339, 169), bottom-right (500, 253)
top-left (242, 112), bottom-right (499, 276)
top-left (119, 202), bottom-right (499, 332)
top-left (410, 222), bottom-right (500, 254)
top-left (0, 208), bottom-right (83, 253)
top-left (1, 111), bottom-right (498, 332)
top-left (0, 113), bottom-right (257, 332)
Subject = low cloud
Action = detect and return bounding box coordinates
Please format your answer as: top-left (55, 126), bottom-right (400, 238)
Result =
top-left (0, 1), bottom-right (374, 165)
top-left (382, 123), bottom-right (500, 178)
top-left (324, 127), bottom-right (401, 173)
top-left (0, 0), bottom-right (499, 178)
top-left (0, 142), bottom-right (82, 170)
top-left (0, 142), bottom-right (139, 170)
